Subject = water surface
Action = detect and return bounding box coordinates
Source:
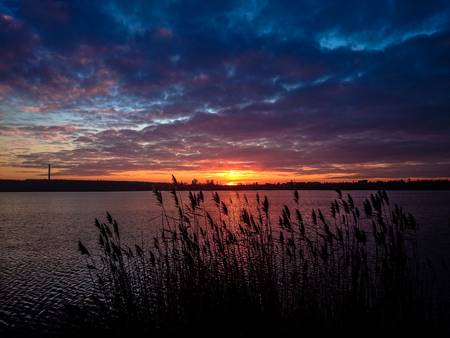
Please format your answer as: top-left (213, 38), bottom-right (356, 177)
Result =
top-left (1, 190), bottom-right (450, 332)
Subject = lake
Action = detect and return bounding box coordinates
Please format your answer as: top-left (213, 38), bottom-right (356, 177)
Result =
top-left (1, 190), bottom-right (450, 334)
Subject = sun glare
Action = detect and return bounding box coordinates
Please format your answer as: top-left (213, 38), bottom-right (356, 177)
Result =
top-left (216, 170), bottom-right (253, 185)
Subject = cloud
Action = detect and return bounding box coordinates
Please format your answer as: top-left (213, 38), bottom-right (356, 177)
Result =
top-left (0, 0), bottom-right (449, 180)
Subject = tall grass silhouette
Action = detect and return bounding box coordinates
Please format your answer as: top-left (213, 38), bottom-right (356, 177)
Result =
top-left (77, 176), bottom-right (444, 335)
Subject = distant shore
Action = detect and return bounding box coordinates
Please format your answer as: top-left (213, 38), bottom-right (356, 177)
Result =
top-left (1, 179), bottom-right (450, 192)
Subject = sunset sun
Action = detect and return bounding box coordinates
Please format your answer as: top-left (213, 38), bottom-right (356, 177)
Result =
top-left (222, 170), bottom-right (249, 184)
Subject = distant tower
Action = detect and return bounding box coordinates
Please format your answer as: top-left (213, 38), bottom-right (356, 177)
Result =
top-left (48, 164), bottom-right (51, 181)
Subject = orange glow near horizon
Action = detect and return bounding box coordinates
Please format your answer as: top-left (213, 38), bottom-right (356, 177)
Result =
top-left (0, 166), bottom-right (311, 183)
top-left (213, 170), bottom-right (258, 184)
top-left (1, 165), bottom-right (448, 184)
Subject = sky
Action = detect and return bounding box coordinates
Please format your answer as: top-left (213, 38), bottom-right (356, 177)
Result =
top-left (1, 0), bottom-right (450, 184)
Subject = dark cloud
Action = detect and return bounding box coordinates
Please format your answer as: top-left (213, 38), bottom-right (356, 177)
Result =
top-left (1, 0), bottom-right (449, 180)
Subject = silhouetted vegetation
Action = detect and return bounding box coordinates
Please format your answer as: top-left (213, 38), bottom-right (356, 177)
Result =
top-left (75, 177), bottom-right (448, 336)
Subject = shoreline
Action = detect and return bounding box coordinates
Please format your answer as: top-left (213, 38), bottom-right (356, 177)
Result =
top-left (1, 179), bottom-right (450, 192)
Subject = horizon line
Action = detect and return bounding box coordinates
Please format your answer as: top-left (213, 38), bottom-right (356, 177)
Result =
top-left (1, 177), bottom-right (450, 185)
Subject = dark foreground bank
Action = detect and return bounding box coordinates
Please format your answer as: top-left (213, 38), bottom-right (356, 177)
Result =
top-left (1, 178), bottom-right (450, 192)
